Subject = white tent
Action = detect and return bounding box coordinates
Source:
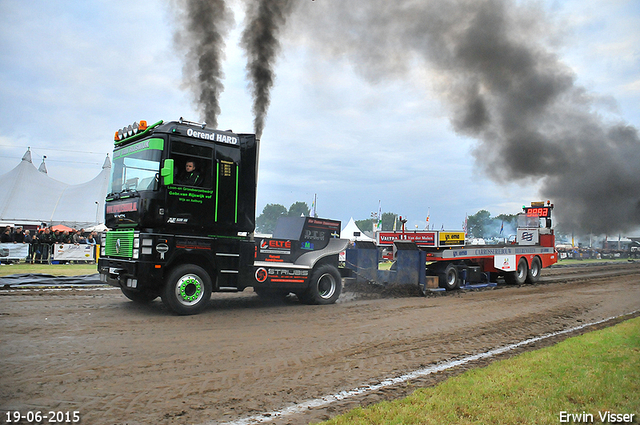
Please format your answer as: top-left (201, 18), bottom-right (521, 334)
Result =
top-left (85, 223), bottom-right (108, 232)
top-left (0, 149), bottom-right (110, 228)
top-left (342, 217), bottom-right (376, 242)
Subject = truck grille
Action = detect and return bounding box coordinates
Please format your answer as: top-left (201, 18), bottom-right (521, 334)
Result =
top-left (105, 230), bottom-right (135, 258)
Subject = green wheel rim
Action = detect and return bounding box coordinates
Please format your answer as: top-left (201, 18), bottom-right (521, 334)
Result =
top-left (175, 274), bottom-right (204, 306)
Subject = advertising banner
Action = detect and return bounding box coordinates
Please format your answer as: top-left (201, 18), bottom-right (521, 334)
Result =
top-left (438, 232), bottom-right (465, 247)
top-left (0, 243), bottom-right (30, 260)
top-left (377, 231), bottom-right (437, 247)
top-left (52, 244), bottom-right (96, 261)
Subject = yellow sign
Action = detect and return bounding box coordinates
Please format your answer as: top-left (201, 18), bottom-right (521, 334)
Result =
top-left (439, 231), bottom-right (465, 246)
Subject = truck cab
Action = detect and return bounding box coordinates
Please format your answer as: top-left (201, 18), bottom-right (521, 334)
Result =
top-left (103, 119), bottom-right (258, 235)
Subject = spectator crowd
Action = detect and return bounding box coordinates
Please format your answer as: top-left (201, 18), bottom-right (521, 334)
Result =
top-left (1, 225), bottom-right (100, 263)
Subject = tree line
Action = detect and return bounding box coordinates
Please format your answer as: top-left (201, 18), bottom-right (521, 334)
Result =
top-left (256, 202), bottom-right (519, 238)
top-left (466, 210), bottom-right (518, 239)
top-left (256, 202), bottom-right (311, 233)
top-left (255, 202), bottom-right (402, 234)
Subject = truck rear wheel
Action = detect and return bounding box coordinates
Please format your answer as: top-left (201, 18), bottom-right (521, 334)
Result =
top-left (162, 264), bottom-right (212, 315)
top-left (439, 263), bottom-right (460, 290)
top-left (505, 257), bottom-right (528, 285)
top-left (300, 264), bottom-right (342, 305)
top-left (526, 257), bottom-right (542, 284)
top-left (121, 287), bottom-right (158, 304)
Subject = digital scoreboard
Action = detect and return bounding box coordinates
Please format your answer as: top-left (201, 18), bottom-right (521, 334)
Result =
top-left (523, 206), bottom-right (552, 218)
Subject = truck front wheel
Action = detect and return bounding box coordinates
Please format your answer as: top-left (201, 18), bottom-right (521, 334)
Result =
top-left (162, 264), bottom-right (212, 315)
top-left (299, 264), bottom-right (342, 305)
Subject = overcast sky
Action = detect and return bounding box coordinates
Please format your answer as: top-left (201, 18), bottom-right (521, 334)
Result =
top-left (1, 0), bottom-right (638, 236)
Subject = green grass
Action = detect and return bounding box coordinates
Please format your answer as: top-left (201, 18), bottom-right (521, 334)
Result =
top-left (378, 261), bottom-right (394, 270)
top-left (0, 262), bottom-right (98, 277)
top-left (317, 317), bottom-right (640, 425)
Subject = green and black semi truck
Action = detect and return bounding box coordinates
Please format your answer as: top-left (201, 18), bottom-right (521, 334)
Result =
top-left (98, 118), bottom-right (348, 314)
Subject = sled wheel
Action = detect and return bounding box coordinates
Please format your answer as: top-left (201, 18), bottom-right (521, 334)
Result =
top-left (526, 257), bottom-right (542, 284)
top-left (505, 257), bottom-right (528, 285)
top-left (439, 263), bottom-right (460, 290)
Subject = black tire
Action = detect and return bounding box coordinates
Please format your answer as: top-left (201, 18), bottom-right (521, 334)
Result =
top-left (439, 263), bottom-right (460, 290)
top-left (161, 264), bottom-right (212, 315)
top-left (505, 257), bottom-right (528, 285)
top-left (526, 257), bottom-right (542, 284)
top-left (121, 286), bottom-right (158, 304)
top-left (300, 264), bottom-right (342, 305)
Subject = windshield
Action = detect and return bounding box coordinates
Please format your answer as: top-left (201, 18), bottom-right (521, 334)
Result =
top-left (109, 138), bottom-right (163, 194)
top-left (517, 213), bottom-right (541, 229)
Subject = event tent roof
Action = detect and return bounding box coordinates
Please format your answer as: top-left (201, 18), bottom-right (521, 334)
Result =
top-left (341, 217), bottom-right (375, 242)
top-left (0, 149), bottom-right (110, 228)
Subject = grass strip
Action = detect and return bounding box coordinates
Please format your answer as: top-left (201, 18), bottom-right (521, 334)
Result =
top-left (318, 317), bottom-right (640, 425)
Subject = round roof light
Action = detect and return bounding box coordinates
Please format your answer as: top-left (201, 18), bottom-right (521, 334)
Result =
top-left (132, 121), bottom-right (139, 134)
top-left (127, 124), bottom-right (133, 137)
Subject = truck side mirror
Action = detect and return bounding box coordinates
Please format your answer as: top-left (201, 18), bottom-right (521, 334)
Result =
top-left (161, 159), bottom-right (174, 186)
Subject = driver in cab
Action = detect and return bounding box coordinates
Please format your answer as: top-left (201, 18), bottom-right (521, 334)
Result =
top-left (176, 160), bottom-right (203, 186)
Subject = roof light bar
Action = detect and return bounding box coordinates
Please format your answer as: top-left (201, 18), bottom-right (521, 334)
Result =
top-left (114, 120), bottom-right (149, 142)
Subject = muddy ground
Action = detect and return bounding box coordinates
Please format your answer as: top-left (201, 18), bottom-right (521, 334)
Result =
top-left (1, 262), bottom-right (639, 425)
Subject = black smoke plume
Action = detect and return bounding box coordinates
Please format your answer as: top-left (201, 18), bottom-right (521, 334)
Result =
top-left (173, 0), bottom-right (233, 128)
top-left (289, 0), bottom-right (640, 235)
top-left (241, 0), bottom-right (296, 138)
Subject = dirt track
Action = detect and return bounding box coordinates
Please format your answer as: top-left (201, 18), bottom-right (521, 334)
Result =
top-left (1, 262), bottom-right (639, 425)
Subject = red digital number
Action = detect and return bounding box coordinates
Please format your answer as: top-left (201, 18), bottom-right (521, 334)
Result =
top-left (526, 208), bottom-right (548, 217)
